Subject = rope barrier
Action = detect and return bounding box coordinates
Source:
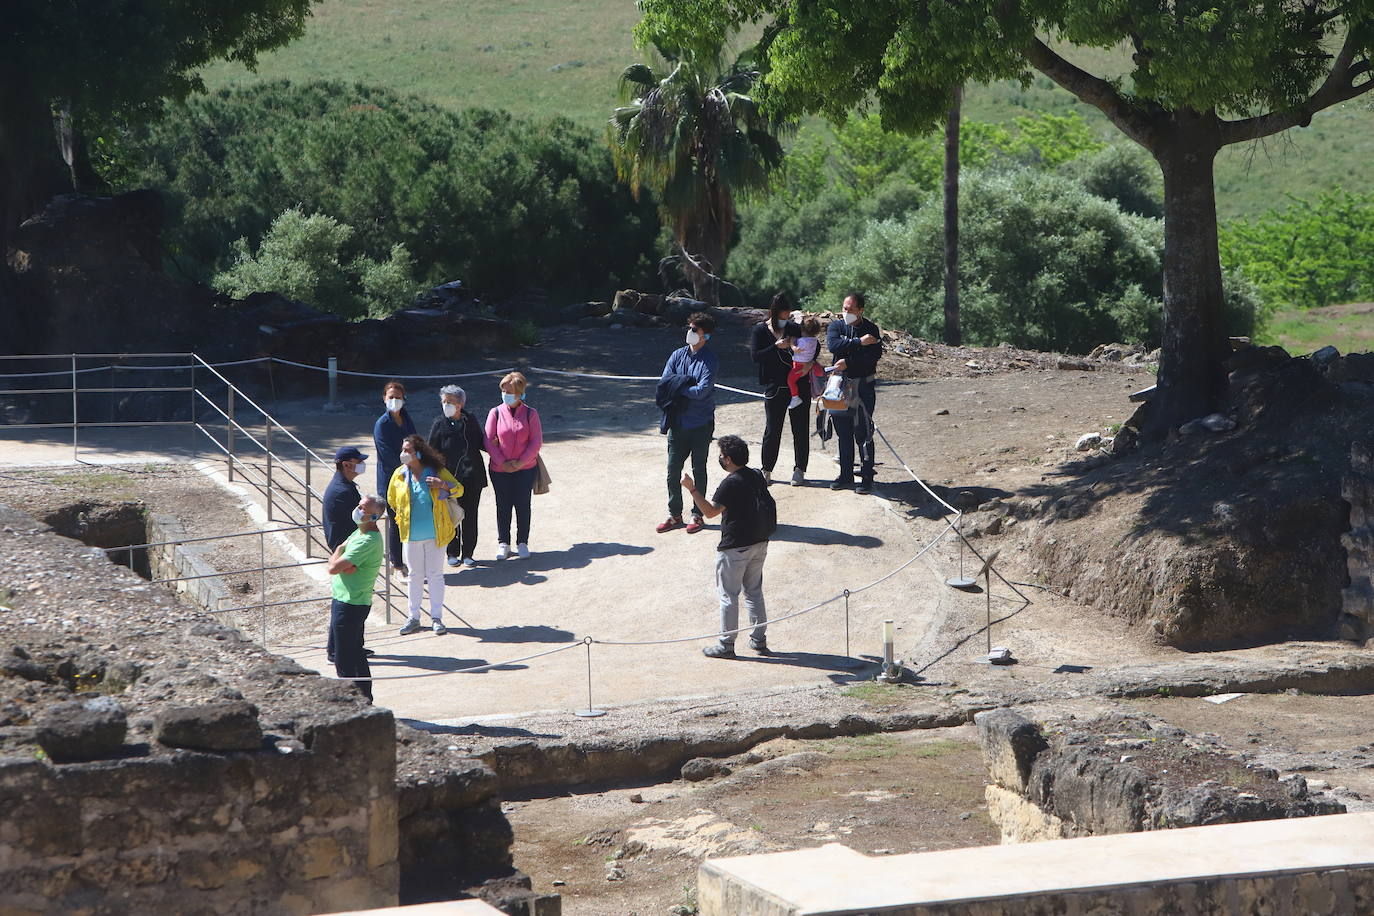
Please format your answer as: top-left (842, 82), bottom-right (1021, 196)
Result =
top-left (269, 357), bottom-right (518, 380)
top-left (0, 356), bottom-right (272, 380)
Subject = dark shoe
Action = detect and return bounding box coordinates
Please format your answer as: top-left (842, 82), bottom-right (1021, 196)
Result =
top-left (363, 648), bottom-right (375, 657)
top-left (830, 478), bottom-right (853, 491)
top-left (656, 515), bottom-right (684, 533)
top-left (855, 481), bottom-right (872, 495)
top-left (702, 643), bottom-right (736, 659)
top-left (326, 654), bottom-right (335, 664)
top-left (685, 516), bottom-right (706, 534)
top-left (748, 639), bottom-right (770, 654)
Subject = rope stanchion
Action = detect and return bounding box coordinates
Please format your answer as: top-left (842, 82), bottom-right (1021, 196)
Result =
top-left (575, 636), bottom-right (606, 718)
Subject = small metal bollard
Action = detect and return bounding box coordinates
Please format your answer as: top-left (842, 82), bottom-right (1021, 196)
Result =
top-left (876, 619), bottom-right (904, 683)
top-left (575, 637), bottom-right (606, 718)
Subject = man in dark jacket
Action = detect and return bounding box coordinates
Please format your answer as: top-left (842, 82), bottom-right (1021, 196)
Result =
top-left (751, 292), bottom-right (809, 486)
top-left (826, 292), bottom-right (884, 494)
top-left (322, 445), bottom-right (370, 662)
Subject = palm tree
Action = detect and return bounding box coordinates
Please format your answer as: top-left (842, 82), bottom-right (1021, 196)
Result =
top-left (610, 42), bottom-right (787, 304)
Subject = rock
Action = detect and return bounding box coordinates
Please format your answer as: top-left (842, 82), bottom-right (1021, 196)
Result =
top-left (154, 700), bottom-right (263, 752)
top-left (1200, 413), bottom-right (1237, 432)
top-left (1074, 432), bottom-right (1102, 451)
top-left (605, 866), bottom-right (625, 882)
top-left (1312, 345), bottom-right (1340, 367)
top-left (680, 757), bottom-right (732, 782)
top-left (933, 408), bottom-right (950, 416)
top-left (628, 793), bottom-right (644, 804)
top-left (35, 696), bottom-right (128, 762)
top-left (975, 709), bottom-right (1047, 792)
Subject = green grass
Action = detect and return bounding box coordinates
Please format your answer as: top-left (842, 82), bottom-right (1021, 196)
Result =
top-left (200, 3), bottom-right (1371, 219)
top-left (840, 683), bottom-right (913, 707)
top-left (1257, 303), bottom-right (1374, 355)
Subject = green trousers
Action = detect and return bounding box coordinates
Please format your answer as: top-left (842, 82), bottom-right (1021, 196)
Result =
top-left (666, 422), bottom-right (714, 519)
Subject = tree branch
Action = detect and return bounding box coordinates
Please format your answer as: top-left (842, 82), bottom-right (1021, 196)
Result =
top-left (1023, 37), bottom-right (1157, 147)
top-left (1221, 32), bottom-right (1374, 145)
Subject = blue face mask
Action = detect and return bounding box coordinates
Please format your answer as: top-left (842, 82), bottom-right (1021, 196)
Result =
top-left (502, 392), bottom-right (519, 406)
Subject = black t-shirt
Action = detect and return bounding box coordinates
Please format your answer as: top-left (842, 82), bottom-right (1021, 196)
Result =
top-left (712, 468), bottom-right (766, 550)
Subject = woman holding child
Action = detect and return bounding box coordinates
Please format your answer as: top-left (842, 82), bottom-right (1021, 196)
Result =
top-left (751, 292), bottom-right (811, 486)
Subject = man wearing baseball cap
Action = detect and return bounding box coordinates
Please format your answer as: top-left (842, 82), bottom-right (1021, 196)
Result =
top-left (324, 446), bottom-right (371, 663)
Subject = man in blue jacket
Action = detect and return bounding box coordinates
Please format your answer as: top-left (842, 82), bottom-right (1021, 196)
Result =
top-left (826, 293), bottom-right (884, 494)
top-left (657, 312), bottom-right (718, 533)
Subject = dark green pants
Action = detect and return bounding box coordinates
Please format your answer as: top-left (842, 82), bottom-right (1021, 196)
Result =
top-left (667, 422), bottom-right (714, 519)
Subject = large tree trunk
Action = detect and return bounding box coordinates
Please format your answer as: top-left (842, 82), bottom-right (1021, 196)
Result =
top-left (942, 86), bottom-right (962, 346)
top-left (1147, 130), bottom-right (1231, 436)
top-left (0, 76), bottom-right (69, 254)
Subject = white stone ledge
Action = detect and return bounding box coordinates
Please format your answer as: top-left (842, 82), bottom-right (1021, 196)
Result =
top-left (700, 812), bottom-right (1374, 915)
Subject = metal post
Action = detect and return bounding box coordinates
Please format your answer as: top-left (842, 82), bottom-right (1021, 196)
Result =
top-left (843, 589), bottom-right (851, 658)
top-left (304, 453), bottom-right (313, 558)
top-left (986, 563), bottom-right (994, 656)
top-left (946, 522), bottom-right (976, 589)
top-left (265, 420), bottom-right (274, 522)
top-left (188, 361), bottom-right (197, 455)
top-left (260, 531), bottom-right (268, 647)
top-left (575, 637), bottom-right (606, 717)
top-left (70, 354), bottom-right (78, 460)
top-left (227, 388), bottom-right (236, 482)
top-left (127, 545), bottom-right (134, 576)
top-left (327, 356), bottom-right (338, 408)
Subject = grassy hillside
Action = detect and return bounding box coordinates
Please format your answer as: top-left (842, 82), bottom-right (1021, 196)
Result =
top-left (202, 0), bottom-right (1371, 219)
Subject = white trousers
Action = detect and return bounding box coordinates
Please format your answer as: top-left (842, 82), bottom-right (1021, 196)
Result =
top-left (403, 539), bottom-right (445, 623)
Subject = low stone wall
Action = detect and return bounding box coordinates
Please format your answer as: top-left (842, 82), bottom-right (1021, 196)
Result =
top-left (146, 511), bottom-right (231, 613)
top-left (974, 709), bottom-right (1343, 843)
top-left (0, 501), bottom-right (398, 914)
top-left (1341, 440), bottom-right (1374, 643)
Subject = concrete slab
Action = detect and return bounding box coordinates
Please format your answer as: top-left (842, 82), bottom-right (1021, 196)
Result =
top-left (699, 812), bottom-right (1374, 914)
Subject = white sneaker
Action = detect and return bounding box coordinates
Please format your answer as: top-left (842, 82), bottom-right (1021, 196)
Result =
top-left (432, 620), bottom-right (447, 635)
top-left (516, 543), bottom-right (530, 559)
top-left (788, 395), bottom-right (802, 409)
top-left (496, 543), bottom-right (510, 561)
top-left (790, 468), bottom-right (804, 486)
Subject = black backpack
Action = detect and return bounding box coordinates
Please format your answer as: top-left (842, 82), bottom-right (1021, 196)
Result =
top-left (749, 469), bottom-right (778, 541)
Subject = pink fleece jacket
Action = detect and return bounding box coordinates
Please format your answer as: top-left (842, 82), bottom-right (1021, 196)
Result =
top-left (484, 402), bottom-right (543, 471)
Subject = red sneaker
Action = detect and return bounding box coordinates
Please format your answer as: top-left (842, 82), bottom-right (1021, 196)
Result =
top-left (656, 516), bottom-right (684, 533)
top-left (685, 517), bottom-right (706, 534)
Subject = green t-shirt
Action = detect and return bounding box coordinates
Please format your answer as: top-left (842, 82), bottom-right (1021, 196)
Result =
top-left (331, 528), bottom-right (383, 605)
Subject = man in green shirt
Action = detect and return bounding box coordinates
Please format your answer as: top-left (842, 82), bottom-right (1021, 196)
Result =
top-left (328, 495), bottom-right (386, 701)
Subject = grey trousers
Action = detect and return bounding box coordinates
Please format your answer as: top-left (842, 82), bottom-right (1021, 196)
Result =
top-left (715, 540), bottom-right (768, 646)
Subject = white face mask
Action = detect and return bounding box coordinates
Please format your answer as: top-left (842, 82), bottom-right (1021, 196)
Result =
top-left (385, 397), bottom-right (405, 412)
top-left (399, 451), bottom-right (412, 467)
top-left (843, 310), bottom-right (859, 326)
top-left (442, 402), bottom-right (458, 418)
top-left (354, 460), bottom-right (367, 477)
top-left (686, 330), bottom-right (702, 346)
top-left (351, 506), bottom-right (366, 524)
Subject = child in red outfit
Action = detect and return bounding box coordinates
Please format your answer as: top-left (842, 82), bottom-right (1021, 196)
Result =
top-left (786, 317), bottom-right (824, 408)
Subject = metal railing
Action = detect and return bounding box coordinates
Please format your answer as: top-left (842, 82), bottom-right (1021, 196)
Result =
top-left (0, 351), bottom-right (463, 634)
top-left (105, 521), bottom-right (328, 647)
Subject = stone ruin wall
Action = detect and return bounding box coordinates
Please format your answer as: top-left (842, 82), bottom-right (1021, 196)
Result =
top-left (1341, 440), bottom-right (1374, 644)
top-left (0, 501), bottom-right (398, 914)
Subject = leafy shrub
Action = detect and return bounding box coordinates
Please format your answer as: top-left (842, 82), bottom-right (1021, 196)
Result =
top-left (818, 168), bottom-right (1260, 353)
top-left (213, 209), bottom-right (421, 318)
top-left (104, 80), bottom-right (661, 306)
top-left (1219, 189), bottom-right (1374, 310)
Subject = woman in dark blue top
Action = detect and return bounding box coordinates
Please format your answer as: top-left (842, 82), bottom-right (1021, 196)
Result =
top-left (373, 379), bottom-right (416, 573)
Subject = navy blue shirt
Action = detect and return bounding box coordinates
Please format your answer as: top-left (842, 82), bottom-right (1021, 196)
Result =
top-left (373, 409), bottom-right (416, 496)
top-left (826, 316), bottom-right (883, 379)
top-left (658, 345), bottom-right (718, 430)
top-left (322, 470), bottom-right (361, 551)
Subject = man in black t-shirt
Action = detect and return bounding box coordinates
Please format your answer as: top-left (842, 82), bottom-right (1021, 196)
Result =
top-left (682, 434), bottom-right (771, 659)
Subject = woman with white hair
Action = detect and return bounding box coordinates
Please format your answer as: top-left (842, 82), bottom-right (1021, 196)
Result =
top-left (428, 384), bottom-right (487, 567)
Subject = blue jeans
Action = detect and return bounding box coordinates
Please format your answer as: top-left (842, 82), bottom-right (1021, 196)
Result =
top-left (491, 465), bottom-right (535, 545)
top-left (832, 378), bottom-right (877, 483)
top-left (330, 598), bottom-right (372, 700)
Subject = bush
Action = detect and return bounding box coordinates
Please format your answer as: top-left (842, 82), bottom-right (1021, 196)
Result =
top-left (104, 81), bottom-right (661, 305)
top-left (1219, 189), bottom-right (1374, 310)
top-left (819, 168), bottom-right (1261, 352)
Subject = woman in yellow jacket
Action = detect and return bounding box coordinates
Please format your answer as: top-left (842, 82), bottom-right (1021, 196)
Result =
top-left (388, 434), bottom-right (463, 635)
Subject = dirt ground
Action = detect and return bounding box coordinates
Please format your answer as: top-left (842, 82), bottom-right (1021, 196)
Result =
top-left (3, 319), bottom-right (1371, 915)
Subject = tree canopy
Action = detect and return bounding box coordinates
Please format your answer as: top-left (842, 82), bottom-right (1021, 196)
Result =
top-left (638, 0), bottom-right (1374, 433)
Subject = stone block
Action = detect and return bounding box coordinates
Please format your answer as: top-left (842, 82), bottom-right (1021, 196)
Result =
top-left (984, 784), bottom-right (1065, 844)
top-left (154, 700), bottom-right (262, 752)
top-left (34, 696), bottom-right (127, 762)
top-left (974, 709), bottom-right (1047, 792)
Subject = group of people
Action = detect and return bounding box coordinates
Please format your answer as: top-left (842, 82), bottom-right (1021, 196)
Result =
top-left (321, 372), bottom-right (545, 697)
top-left (322, 292), bottom-right (883, 696)
top-left (658, 294), bottom-right (883, 659)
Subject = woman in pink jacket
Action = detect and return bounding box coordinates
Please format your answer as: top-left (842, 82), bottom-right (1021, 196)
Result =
top-left (484, 371), bottom-right (543, 560)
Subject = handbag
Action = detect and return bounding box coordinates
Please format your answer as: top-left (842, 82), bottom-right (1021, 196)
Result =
top-left (533, 454), bottom-right (551, 495)
top-left (820, 373), bottom-right (854, 411)
top-left (446, 496), bottom-right (465, 527)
